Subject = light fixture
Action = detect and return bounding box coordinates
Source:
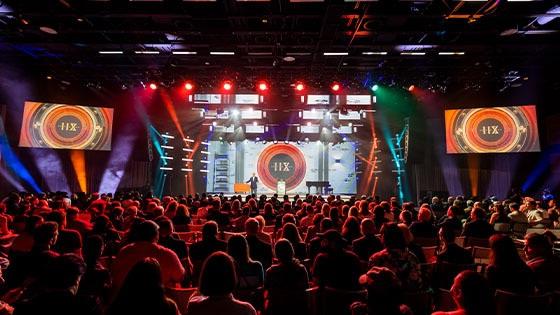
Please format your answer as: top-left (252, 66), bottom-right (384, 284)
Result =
top-left (149, 83), bottom-right (158, 90)
top-left (39, 26), bottom-right (57, 35)
top-left (223, 81), bottom-right (233, 91)
top-left (185, 82), bottom-right (194, 91)
top-left (172, 51), bottom-right (197, 55)
top-left (135, 51), bottom-right (160, 54)
top-left (362, 51), bottom-right (388, 55)
top-left (295, 82), bottom-right (305, 91)
top-left (210, 51), bottom-right (235, 55)
top-left (408, 85), bottom-right (415, 91)
top-left (331, 82), bottom-right (341, 93)
top-left (323, 52), bottom-right (349, 56)
top-left (371, 84), bottom-right (379, 92)
top-left (257, 81), bottom-right (268, 92)
top-left (401, 52), bottom-right (426, 56)
top-left (438, 52), bottom-right (465, 55)
top-left (98, 51), bottom-right (124, 54)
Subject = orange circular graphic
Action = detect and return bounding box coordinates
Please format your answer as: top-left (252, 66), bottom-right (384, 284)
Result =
top-left (256, 144), bottom-right (306, 191)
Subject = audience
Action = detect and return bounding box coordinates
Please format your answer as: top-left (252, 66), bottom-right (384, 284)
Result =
top-left (0, 190), bottom-right (558, 315)
top-left (352, 267), bottom-right (411, 315)
top-left (227, 235), bottom-right (264, 298)
top-left (245, 218), bottom-right (273, 271)
top-left (485, 234), bottom-right (535, 295)
top-left (186, 251), bottom-right (257, 315)
top-left (369, 223), bottom-right (422, 291)
top-left (524, 232), bottom-right (560, 292)
top-left (265, 239), bottom-right (309, 315)
top-left (437, 225), bottom-right (474, 265)
top-left (111, 220), bottom-right (184, 290)
top-left (352, 218), bottom-right (383, 261)
top-left (462, 207), bottom-right (494, 240)
top-left (107, 258), bottom-right (178, 315)
top-left (432, 270), bottom-right (495, 315)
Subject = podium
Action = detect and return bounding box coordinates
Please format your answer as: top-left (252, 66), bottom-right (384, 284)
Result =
top-left (277, 180), bottom-right (286, 195)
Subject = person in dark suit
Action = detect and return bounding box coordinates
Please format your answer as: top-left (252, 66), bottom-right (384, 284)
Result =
top-left (352, 218), bottom-right (383, 261)
top-left (245, 218), bottom-right (273, 271)
top-left (246, 173), bottom-right (259, 196)
top-left (461, 207), bottom-right (494, 240)
top-left (189, 221), bottom-right (227, 285)
top-left (437, 225), bottom-right (474, 265)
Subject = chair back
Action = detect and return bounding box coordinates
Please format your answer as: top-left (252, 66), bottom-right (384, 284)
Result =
top-left (454, 236), bottom-right (466, 247)
top-left (494, 223), bottom-right (511, 233)
top-left (188, 224), bottom-right (204, 232)
top-left (415, 237), bottom-right (438, 247)
top-left (465, 237), bottom-right (489, 248)
top-left (471, 246), bottom-right (491, 265)
top-left (511, 222), bottom-right (529, 238)
top-left (175, 232), bottom-right (198, 244)
top-left (495, 290), bottom-right (552, 315)
top-left (165, 287), bottom-right (198, 315)
top-left (422, 246), bottom-right (438, 263)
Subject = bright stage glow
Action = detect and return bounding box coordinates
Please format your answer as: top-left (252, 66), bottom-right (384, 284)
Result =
top-left (223, 81), bottom-right (233, 91)
top-left (185, 82), bottom-right (194, 91)
top-left (371, 84), bottom-right (379, 92)
top-left (149, 83), bottom-right (158, 90)
top-left (331, 82), bottom-right (341, 92)
top-left (258, 81), bottom-right (268, 92)
top-left (98, 51), bottom-right (124, 54)
top-left (408, 85), bottom-right (415, 91)
top-left (295, 82), bottom-right (305, 91)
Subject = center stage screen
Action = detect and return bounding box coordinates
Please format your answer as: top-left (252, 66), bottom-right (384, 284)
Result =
top-left (206, 141), bottom-right (356, 194)
top-left (445, 105), bottom-right (540, 154)
top-left (19, 102), bottom-right (114, 151)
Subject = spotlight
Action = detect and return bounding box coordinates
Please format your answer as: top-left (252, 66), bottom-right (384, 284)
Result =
top-left (257, 81), bottom-right (268, 92)
top-left (342, 137), bottom-right (347, 142)
top-left (295, 82), bottom-right (305, 91)
top-left (408, 85), bottom-right (415, 92)
top-left (305, 137), bottom-right (309, 142)
top-left (149, 83), bottom-right (158, 90)
top-left (185, 82), bottom-right (194, 91)
top-left (371, 84), bottom-right (379, 92)
top-left (331, 82), bottom-right (341, 93)
top-left (256, 137), bottom-right (260, 141)
top-left (223, 81), bottom-right (233, 92)
top-left (273, 140), bottom-right (278, 144)
top-left (284, 140), bottom-right (289, 144)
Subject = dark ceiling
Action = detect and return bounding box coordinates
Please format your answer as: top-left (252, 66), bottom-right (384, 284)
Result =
top-left (1, 0), bottom-right (559, 93)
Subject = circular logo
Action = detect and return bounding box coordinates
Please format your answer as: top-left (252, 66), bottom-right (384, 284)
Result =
top-left (55, 115), bottom-right (82, 138)
top-left (476, 118), bottom-right (504, 142)
top-left (257, 144), bottom-right (306, 191)
top-left (268, 153), bottom-right (296, 180)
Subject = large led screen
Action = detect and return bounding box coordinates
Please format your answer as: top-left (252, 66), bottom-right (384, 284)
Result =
top-left (445, 105), bottom-right (540, 153)
top-left (205, 141), bottom-right (357, 194)
top-left (19, 102), bottom-right (114, 150)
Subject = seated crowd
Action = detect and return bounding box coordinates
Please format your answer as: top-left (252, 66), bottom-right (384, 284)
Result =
top-left (0, 191), bottom-right (558, 315)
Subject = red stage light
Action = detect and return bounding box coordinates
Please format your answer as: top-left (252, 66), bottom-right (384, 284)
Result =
top-left (149, 83), bottom-right (157, 90)
top-left (223, 81), bottom-right (233, 91)
top-left (258, 81), bottom-right (268, 92)
top-left (185, 82), bottom-right (194, 91)
top-left (331, 83), bottom-right (341, 92)
top-left (295, 82), bottom-right (305, 91)
top-left (408, 85), bottom-right (415, 92)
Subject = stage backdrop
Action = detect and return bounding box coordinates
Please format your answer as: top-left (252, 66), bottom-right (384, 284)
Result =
top-left (445, 105), bottom-right (540, 153)
top-left (205, 141), bottom-right (356, 194)
top-left (19, 101), bottom-right (114, 151)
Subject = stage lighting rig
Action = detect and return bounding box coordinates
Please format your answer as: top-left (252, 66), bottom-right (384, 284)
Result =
top-left (185, 82), bottom-right (194, 92)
